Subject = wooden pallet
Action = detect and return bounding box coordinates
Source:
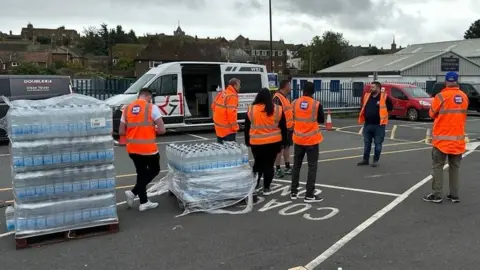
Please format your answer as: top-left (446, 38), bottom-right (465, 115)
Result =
top-left (15, 222), bottom-right (119, 250)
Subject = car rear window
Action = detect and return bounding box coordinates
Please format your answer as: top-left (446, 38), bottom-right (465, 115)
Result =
top-left (9, 77), bottom-right (71, 100)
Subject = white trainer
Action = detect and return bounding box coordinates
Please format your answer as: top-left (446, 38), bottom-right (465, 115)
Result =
top-left (125, 190), bottom-right (135, 208)
top-left (139, 201), bottom-right (158, 211)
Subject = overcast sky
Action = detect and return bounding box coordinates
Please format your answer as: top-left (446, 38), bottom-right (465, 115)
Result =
top-left (1, 0), bottom-right (477, 48)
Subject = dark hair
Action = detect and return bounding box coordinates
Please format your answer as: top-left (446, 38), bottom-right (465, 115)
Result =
top-left (279, 79), bottom-right (290, 89)
top-left (139, 88), bottom-right (153, 96)
top-left (303, 81), bottom-right (314, 96)
top-left (372, 81), bottom-right (381, 88)
top-left (252, 88), bottom-right (274, 116)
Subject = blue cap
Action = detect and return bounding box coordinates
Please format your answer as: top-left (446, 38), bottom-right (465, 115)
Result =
top-left (445, 72), bottom-right (458, 82)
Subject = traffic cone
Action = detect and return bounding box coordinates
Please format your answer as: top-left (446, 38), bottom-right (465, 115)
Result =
top-left (325, 110), bottom-right (333, 131)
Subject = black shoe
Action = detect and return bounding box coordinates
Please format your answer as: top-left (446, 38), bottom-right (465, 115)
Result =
top-left (252, 194), bottom-right (259, 203)
top-left (263, 189), bottom-right (272, 196)
top-left (422, 193), bottom-right (442, 203)
top-left (357, 160), bottom-right (369, 166)
top-left (371, 161), bottom-right (379, 167)
top-left (445, 194), bottom-right (460, 203)
top-left (304, 195), bottom-right (324, 203)
top-left (290, 193), bottom-right (298, 200)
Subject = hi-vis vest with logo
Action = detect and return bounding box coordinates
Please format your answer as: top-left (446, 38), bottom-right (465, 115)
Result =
top-left (212, 86), bottom-right (239, 137)
top-left (274, 92), bottom-right (293, 129)
top-left (247, 104), bottom-right (283, 145)
top-left (124, 99), bottom-right (158, 155)
top-left (292, 96), bottom-right (323, 145)
top-left (429, 87), bottom-right (468, 154)
top-left (358, 92), bottom-right (388, 125)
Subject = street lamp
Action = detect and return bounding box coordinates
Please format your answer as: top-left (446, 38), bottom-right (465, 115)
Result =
top-left (269, 0), bottom-right (273, 73)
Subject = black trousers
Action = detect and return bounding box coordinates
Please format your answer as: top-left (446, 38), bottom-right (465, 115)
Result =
top-left (291, 144), bottom-right (319, 197)
top-left (251, 142), bottom-right (282, 190)
top-left (129, 153), bottom-right (161, 204)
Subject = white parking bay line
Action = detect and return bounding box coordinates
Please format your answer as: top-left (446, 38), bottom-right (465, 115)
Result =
top-left (302, 141), bottom-right (480, 269)
top-left (273, 179), bottom-right (400, 197)
top-left (185, 133), bottom-right (210, 140)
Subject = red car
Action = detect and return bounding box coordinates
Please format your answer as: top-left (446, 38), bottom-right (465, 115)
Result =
top-left (362, 83), bottom-right (433, 121)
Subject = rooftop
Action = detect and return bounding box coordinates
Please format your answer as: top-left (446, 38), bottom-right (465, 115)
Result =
top-left (396, 38), bottom-right (480, 57)
top-left (317, 51), bottom-right (449, 73)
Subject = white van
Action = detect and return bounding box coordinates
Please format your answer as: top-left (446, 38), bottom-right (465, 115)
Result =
top-left (105, 61), bottom-right (269, 134)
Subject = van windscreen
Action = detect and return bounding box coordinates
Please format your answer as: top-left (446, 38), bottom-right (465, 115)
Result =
top-left (124, 74), bottom-right (155, 94)
top-left (402, 87), bottom-right (430, 98)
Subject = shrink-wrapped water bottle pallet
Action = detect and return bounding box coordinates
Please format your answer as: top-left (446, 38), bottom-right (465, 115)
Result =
top-left (14, 222), bottom-right (119, 250)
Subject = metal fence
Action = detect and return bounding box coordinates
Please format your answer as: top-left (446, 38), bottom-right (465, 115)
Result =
top-left (71, 78), bottom-right (429, 113)
top-left (72, 78), bottom-right (135, 100)
top-left (291, 80), bottom-right (428, 112)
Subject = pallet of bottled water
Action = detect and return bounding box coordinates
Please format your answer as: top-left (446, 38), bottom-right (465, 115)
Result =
top-left (148, 141), bottom-right (255, 217)
top-left (1, 94), bottom-right (119, 240)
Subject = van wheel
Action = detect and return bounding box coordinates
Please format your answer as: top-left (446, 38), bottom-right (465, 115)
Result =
top-left (407, 108), bottom-right (419, 121)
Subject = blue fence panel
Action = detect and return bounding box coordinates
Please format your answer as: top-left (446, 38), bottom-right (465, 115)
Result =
top-left (72, 78), bottom-right (135, 100)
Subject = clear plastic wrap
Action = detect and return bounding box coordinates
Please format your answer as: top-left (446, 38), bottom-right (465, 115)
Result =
top-left (0, 93), bottom-right (118, 238)
top-left (148, 142), bottom-right (256, 217)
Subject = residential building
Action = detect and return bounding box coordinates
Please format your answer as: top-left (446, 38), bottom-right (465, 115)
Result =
top-left (230, 35), bottom-right (287, 73)
top-left (20, 23), bottom-right (80, 44)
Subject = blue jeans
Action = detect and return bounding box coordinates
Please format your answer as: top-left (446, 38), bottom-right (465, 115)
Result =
top-left (217, 133), bottom-right (236, 144)
top-left (362, 124), bottom-right (385, 162)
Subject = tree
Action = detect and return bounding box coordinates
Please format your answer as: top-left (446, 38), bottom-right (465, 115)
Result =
top-left (464, 19), bottom-right (480, 39)
top-left (10, 63), bottom-right (57, 75)
top-left (366, 46), bottom-right (383, 55)
top-left (115, 58), bottom-right (134, 70)
top-left (299, 31), bottom-right (350, 73)
top-left (36, 36), bottom-right (51, 44)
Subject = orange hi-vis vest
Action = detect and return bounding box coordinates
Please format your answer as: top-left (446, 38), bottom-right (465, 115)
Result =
top-left (247, 104), bottom-right (283, 145)
top-left (292, 96), bottom-right (323, 146)
top-left (212, 86), bottom-right (239, 137)
top-left (429, 87), bottom-right (468, 155)
top-left (358, 92), bottom-right (388, 125)
top-left (124, 99), bottom-right (158, 155)
top-left (274, 91), bottom-right (293, 129)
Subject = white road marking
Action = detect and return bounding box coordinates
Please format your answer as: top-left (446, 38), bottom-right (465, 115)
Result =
top-left (185, 133), bottom-right (210, 140)
top-left (273, 179), bottom-right (401, 197)
top-left (302, 141), bottom-right (480, 269)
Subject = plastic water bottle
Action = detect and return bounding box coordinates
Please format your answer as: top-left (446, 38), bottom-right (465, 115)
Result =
top-left (5, 206), bottom-right (15, 232)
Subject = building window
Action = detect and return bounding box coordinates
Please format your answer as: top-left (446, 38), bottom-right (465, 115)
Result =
top-left (261, 50), bottom-right (267, 56)
top-left (11, 62), bottom-right (18, 67)
top-left (278, 61), bottom-right (282, 67)
top-left (149, 61), bottom-right (162, 68)
top-left (278, 50), bottom-right (283, 56)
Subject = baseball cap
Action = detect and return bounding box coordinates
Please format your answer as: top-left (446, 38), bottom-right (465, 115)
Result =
top-left (445, 72), bottom-right (458, 82)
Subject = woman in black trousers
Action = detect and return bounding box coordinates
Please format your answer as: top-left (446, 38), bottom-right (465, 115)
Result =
top-left (244, 88), bottom-right (287, 195)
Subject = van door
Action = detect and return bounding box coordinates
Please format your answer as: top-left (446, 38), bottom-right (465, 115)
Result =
top-left (390, 87), bottom-right (409, 117)
top-left (148, 73), bottom-right (184, 124)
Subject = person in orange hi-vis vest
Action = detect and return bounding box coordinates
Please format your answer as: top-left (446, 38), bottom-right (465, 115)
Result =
top-left (119, 88), bottom-right (166, 212)
top-left (273, 79), bottom-right (294, 178)
top-left (422, 72), bottom-right (468, 204)
top-left (244, 88), bottom-right (287, 196)
top-left (290, 82), bottom-right (325, 203)
top-left (357, 81), bottom-right (393, 167)
top-left (212, 78), bottom-right (241, 143)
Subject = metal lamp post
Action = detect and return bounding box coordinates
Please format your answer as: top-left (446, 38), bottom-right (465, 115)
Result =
top-left (269, 0), bottom-right (273, 73)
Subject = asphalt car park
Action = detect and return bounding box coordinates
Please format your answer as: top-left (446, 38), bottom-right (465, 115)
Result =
top-left (0, 118), bottom-right (479, 270)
